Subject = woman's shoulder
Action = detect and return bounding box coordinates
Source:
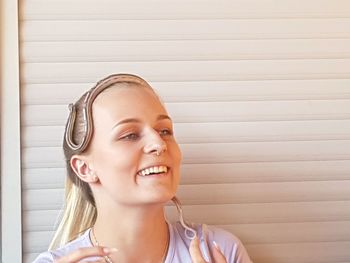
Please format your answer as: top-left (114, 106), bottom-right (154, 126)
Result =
top-left (32, 229), bottom-right (93, 263)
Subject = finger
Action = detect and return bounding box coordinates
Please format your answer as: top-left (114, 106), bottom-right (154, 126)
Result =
top-left (55, 246), bottom-right (118, 263)
top-left (189, 237), bottom-right (207, 263)
top-left (212, 241), bottom-right (227, 263)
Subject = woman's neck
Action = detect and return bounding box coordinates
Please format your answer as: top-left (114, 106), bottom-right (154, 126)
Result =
top-left (91, 204), bottom-right (169, 263)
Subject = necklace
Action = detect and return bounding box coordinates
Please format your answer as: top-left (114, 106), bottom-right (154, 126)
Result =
top-left (90, 228), bottom-right (113, 263)
top-left (91, 227), bottom-right (169, 263)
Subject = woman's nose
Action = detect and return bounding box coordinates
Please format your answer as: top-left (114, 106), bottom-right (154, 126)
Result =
top-left (143, 131), bottom-right (167, 156)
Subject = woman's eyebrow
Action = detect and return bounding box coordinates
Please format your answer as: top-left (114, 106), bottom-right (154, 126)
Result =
top-left (112, 118), bottom-right (141, 129)
top-left (112, 115), bottom-right (172, 130)
top-left (157, 114), bottom-right (172, 121)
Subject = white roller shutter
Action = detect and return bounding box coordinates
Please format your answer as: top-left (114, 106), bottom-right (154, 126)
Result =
top-left (19, 1), bottom-right (350, 262)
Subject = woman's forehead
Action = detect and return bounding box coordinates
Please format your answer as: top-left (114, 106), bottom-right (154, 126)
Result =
top-left (92, 85), bottom-right (167, 120)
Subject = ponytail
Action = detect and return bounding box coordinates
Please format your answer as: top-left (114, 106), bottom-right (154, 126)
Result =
top-left (49, 177), bottom-right (97, 250)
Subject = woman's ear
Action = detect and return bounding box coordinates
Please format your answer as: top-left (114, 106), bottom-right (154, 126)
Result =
top-left (70, 155), bottom-right (99, 183)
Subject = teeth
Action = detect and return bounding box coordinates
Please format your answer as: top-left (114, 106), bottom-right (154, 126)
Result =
top-left (139, 166), bottom-right (168, 176)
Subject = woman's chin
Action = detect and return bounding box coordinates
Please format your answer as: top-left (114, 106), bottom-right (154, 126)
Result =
top-left (138, 191), bottom-right (176, 206)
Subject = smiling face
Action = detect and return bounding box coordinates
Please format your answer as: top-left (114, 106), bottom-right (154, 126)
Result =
top-left (82, 83), bottom-right (182, 207)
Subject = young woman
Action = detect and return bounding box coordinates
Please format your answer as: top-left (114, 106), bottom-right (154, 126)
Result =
top-left (33, 74), bottom-right (253, 263)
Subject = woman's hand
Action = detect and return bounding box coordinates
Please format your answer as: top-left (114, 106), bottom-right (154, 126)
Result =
top-left (190, 237), bottom-right (227, 263)
top-left (54, 246), bottom-right (118, 263)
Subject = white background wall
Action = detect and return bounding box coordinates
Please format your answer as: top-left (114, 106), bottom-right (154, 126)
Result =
top-left (1, 1), bottom-right (350, 262)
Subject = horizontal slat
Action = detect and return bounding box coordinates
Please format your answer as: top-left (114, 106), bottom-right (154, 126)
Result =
top-left (23, 168), bottom-right (65, 189)
top-left (21, 79), bottom-right (350, 105)
top-left (23, 221), bottom-right (350, 252)
top-left (22, 160), bottom-right (350, 190)
top-left (219, 221), bottom-right (350, 244)
top-left (22, 100), bottom-right (350, 126)
top-left (23, 210), bottom-right (61, 232)
top-left (22, 39), bottom-right (350, 63)
top-left (141, 120), bottom-right (350, 143)
top-left (23, 189), bottom-right (64, 210)
top-left (21, 0), bottom-right (350, 20)
top-left (22, 59), bottom-right (350, 84)
top-left (165, 201), bottom-right (350, 224)
top-left (177, 181), bottom-right (350, 204)
top-left (22, 140), bottom-right (350, 168)
top-left (246, 242), bottom-right (350, 263)
top-left (22, 120), bottom-right (350, 147)
top-left (23, 201), bottom-right (350, 230)
top-left (22, 19), bottom-right (350, 41)
top-left (181, 140), bottom-right (350, 163)
top-left (23, 231), bottom-right (55, 253)
top-left (23, 181), bottom-right (350, 210)
top-left (180, 161), bottom-right (350, 184)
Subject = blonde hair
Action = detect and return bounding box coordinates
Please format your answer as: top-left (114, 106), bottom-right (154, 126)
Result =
top-left (49, 74), bottom-right (153, 249)
top-left (49, 179), bottom-right (97, 249)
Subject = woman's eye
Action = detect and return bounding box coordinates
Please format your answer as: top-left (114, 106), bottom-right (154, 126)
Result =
top-left (121, 133), bottom-right (139, 140)
top-left (159, 129), bottom-right (173, 136)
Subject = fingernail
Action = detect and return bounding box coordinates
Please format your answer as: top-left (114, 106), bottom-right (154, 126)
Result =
top-left (103, 247), bottom-right (118, 254)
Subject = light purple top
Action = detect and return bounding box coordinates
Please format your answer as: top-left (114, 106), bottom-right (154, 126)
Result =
top-left (33, 222), bottom-right (253, 263)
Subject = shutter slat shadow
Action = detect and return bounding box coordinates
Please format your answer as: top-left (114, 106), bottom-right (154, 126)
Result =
top-left (22, 39), bottom-right (350, 63)
top-left (22, 99), bottom-right (350, 126)
top-left (22, 140), bottom-right (350, 168)
top-left (22, 19), bottom-right (350, 42)
top-left (22, 120), bottom-right (350, 147)
top-left (22, 181), bottom-right (350, 211)
top-left (22, 160), bottom-right (350, 190)
top-left (22, 79), bottom-right (350, 105)
top-left (22, 59), bottom-right (350, 84)
top-left (21, 0), bottom-right (350, 20)
top-left (23, 201), bottom-right (350, 230)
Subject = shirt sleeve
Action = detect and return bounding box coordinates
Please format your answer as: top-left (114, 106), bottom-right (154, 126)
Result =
top-left (203, 224), bottom-right (253, 263)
